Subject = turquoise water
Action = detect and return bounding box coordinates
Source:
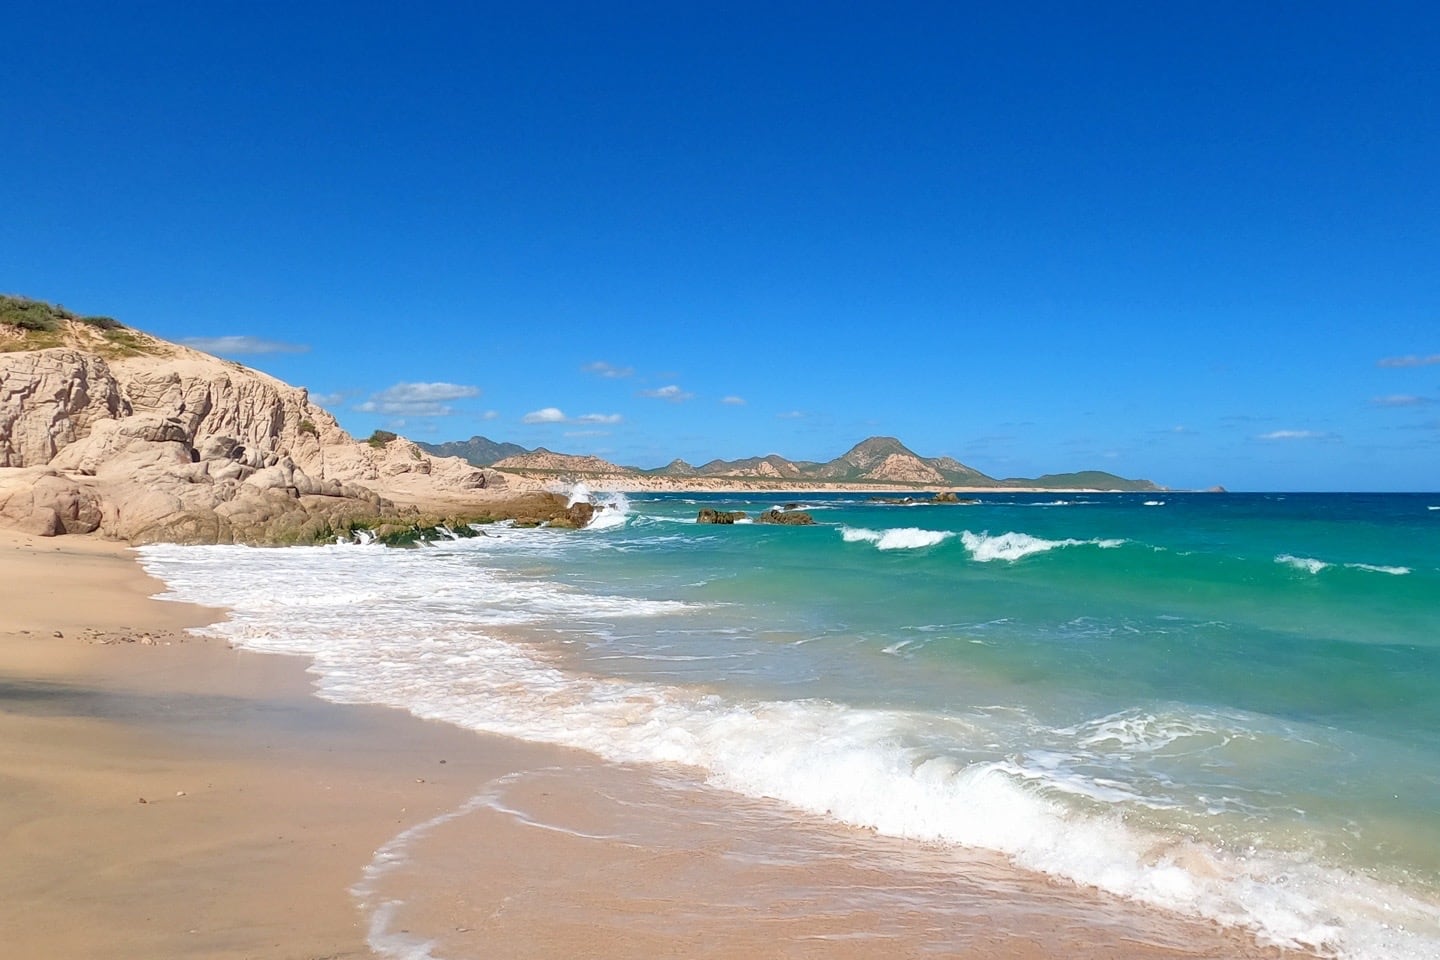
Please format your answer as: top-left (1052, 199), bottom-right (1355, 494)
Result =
top-left (140, 491), bottom-right (1440, 959)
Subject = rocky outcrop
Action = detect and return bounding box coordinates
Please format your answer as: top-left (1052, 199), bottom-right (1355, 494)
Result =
top-left (0, 341), bottom-right (533, 543)
top-left (105, 346), bottom-right (506, 504)
top-left (867, 493), bottom-right (975, 505)
top-left (0, 469), bottom-right (105, 536)
top-left (755, 509), bottom-right (814, 525)
top-left (696, 508), bottom-right (747, 524)
top-left (856, 452), bottom-right (946, 485)
top-left (547, 501), bottom-right (596, 529)
top-left (0, 349), bottom-right (132, 467)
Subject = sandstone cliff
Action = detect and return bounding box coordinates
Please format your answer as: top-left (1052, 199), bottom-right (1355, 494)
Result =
top-left (0, 307), bottom-right (569, 543)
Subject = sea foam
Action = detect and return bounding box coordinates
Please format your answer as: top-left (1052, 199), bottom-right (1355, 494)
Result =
top-left (137, 540), bottom-right (1440, 960)
top-left (960, 531), bottom-right (1124, 562)
top-left (1344, 562), bottom-right (1411, 576)
top-left (1276, 555), bottom-right (1411, 576)
top-left (1276, 554), bottom-right (1329, 574)
top-left (840, 526), bottom-right (954, 550)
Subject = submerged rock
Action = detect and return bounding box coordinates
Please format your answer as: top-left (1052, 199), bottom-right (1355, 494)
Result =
top-left (548, 501), bottom-right (596, 529)
top-left (755, 509), bottom-right (814, 526)
top-left (697, 508), bottom-right (747, 524)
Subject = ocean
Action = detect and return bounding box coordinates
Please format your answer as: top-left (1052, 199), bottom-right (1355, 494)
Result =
top-left (138, 491), bottom-right (1440, 959)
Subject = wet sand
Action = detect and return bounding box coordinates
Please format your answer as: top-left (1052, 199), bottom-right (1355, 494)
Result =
top-left (0, 529), bottom-right (1311, 959)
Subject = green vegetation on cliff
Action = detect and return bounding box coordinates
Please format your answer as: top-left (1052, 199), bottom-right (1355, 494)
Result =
top-left (2, 295), bottom-right (123, 333)
top-left (0, 294), bottom-right (154, 357)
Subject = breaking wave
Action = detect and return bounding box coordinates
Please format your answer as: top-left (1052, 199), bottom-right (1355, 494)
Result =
top-left (840, 526), bottom-right (955, 550)
top-left (1277, 555), bottom-right (1411, 576)
top-left (961, 531), bottom-right (1125, 563)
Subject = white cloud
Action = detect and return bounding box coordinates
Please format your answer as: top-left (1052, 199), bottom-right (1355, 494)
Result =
top-left (308, 391), bottom-right (346, 408)
top-left (1256, 429), bottom-right (1337, 441)
top-left (1371, 394), bottom-right (1431, 407)
top-left (721, 395), bottom-right (746, 405)
top-left (640, 384), bottom-right (694, 402)
top-left (480, 410), bottom-right (500, 420)
top-left (1377, 354), bottom-right (1440, 368)
top-left (181, 335), bottom-right (310, 355)
top-left (583, 361), bottom-right (634, 379)
top-left (776, 410), bottom-right (806, 419)
top-left (521, 408), bottom-right (623, 426)
top-left (564, 430), bottom-right (610, 437)
top-left (356, 382), bottom-right (481, 416)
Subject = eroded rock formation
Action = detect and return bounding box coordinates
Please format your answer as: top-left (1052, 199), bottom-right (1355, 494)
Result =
top-left (0, 334), bottom-right (560, 543)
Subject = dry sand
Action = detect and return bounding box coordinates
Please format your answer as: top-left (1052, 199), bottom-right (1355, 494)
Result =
top-left (0, 529), bottom-right (1302, 959)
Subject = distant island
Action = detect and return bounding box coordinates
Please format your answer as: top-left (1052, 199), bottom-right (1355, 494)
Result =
top-left (418, 434), bottom-right (1163, 492)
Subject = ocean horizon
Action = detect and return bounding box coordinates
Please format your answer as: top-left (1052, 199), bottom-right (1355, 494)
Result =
top-left (139, 489), bottom-right (1440, 959)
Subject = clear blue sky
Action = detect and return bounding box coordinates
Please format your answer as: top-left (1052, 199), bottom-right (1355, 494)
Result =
top-left (4, 2), bottom-right (1437, 490)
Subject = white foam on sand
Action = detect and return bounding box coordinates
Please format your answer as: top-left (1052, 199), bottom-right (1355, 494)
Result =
top-left (138, 541), bottom-right (1440, 960)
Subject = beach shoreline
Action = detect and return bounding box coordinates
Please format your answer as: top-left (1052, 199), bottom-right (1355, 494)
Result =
top-left (2, 526), bottom-right (1316, 959)
top-left (0, 528), bottom-right (596, 959)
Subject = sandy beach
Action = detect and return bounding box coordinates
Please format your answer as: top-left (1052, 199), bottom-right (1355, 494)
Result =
top-left (0, 528), bottom-right (591, 959)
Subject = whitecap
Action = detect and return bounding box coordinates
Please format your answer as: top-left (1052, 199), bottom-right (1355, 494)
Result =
top-left (960, 531), bottom-right (1124, 562)
top-left (1344, 562), bottom-right (1411, 576)
top-left (584, 490), bottom-right (632, 531)
top-left (1276, 554), bottom-right (1329, 574)
top-left (839, 526), bottom-right (954, 550)
top-left (565, 481), bottom-right (592, 508)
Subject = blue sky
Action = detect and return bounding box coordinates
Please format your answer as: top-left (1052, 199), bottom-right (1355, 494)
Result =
top-left (4, 2), bottom-right (1437, 490)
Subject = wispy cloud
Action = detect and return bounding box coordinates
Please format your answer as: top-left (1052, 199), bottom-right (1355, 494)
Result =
top-left (639, 384), bottom-right (694, 402)
top-left (1377, 354), bottom-right (1440, 368)
top-left (1371, 394), bottom-right (1431, 407)
top-left (583, 361), bottom-right (634, 379)
top-left (308, 391), bottom-right (347, 408)
top-left (480, 410), bottom-right (500, 420)
top-left (564, 430), bottom-right (610, 437)
top-left (181, 335), bottom-right (310, 355)
top-left (1256, 429), bottom-right (1338, 441)
top-left (720, 395), bottom-right (746, 405)
top-left (522, 407), bottom-right (623, 425)
top-left (356, 382), bottom-right (481, 416)
top-left (776, 410), bottom-right (806, 420)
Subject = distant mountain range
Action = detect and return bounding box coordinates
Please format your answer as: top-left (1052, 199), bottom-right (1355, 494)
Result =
top-left (417, 435), bottom-right (1162, 491)
top-left (413, 435), bottom-right (529, 466)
